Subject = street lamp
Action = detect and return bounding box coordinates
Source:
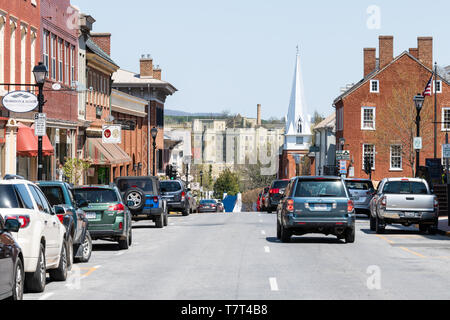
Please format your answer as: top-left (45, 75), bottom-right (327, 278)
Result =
top-left (151, 127), bottom-right (158, 176)
top-left (414, 93), bottom-right (425, 177)
top-left (32, 62), bottom-right (48, 181)
top-left (200, 170), bottom-right (204, 187)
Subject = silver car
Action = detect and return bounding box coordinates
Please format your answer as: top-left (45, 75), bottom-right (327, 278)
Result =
top-left (345, 179), bottom-right (375, 216)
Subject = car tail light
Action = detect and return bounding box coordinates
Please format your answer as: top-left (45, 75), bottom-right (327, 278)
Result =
top-left (434, 197), bottom-right (439, 209)
top-left (57, 214), bottom-right (65, 224)
top-left (6, 215), bottom-right (31, 229)
top-left (119, 222), bottom-right (123, 230)
top-left (181, 192), bottom-right (186, 201)
top-left (287, 199), bottom-right (294, 212)
top-left (270, 188), bottom-right (280, 194)
top-left (109, 203), bottom-right (125, 212)
top-left (380, 196), bottom-right (387, 209)
top-left (347, 200), bottom-right (354, 213)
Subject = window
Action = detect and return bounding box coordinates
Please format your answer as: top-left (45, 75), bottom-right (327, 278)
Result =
top-left (294, 179), bottom-right (347, 198)
top-left (28, 185), bottom-right (44, 211)
top-left (51, 35), bottom-right (56, 80)
top-left (42, 30), bottom-right (49, 70)
top-left (65, 43), bottom-right (69, 85)
top-left (390, 145), bottom-right (402, 170)
top-left (0, 185), bottom-right (21, 209)
top-left (442, 108), bottom-right (450, 131)
top-left (20, 24), bottom-right (27, 89)
top-left (15, 185), bottom-right (34, 209)
top-left (361, 107), bottom-right (376, 130)
top-left (363, 144), bottom-right (375, 170)
top-left (73, 188), bottom-right (118, 204)
top-left (382, 181), bottom-right (428, 195)
top-left (434, 80), bottom-right (442, 94)
top-left (337, 108), bottom-right (344, 131)
top-left (10, 18), bottom-right (16, 85)
top-left (0, 14), bottom-right (5, 89)
top-left (370, 80), bottom-right (379, 93)
top-left (70, 46), bottom-right (75, 85)
top-left (33, 186), bottom-right (51, 214)
top-left (40, 186), bottom-right (65, 206)
top-left (58, 39), bottom-right (63, 82)
top-left (296, 136), bottom-right (304, 145)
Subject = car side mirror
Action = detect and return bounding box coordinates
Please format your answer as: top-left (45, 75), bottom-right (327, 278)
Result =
top-left (4, 219), bottom-right (21, 233)
top-left (54, 206), bottom-right (66, 215)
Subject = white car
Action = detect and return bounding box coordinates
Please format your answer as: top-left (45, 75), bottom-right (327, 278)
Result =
top-left (0, 178), bottom-right (68, 293)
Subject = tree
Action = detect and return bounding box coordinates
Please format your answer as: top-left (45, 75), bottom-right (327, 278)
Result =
top-left (63, 158), bottom-right (92, 185)
top-left (238, 161), bottom-right (277, 192)
top-left (213, 169), bottom-right (240, 199)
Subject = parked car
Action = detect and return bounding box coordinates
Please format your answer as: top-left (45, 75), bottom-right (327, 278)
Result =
top-left (344, 179), bottom-right (376, 216)
top-left (277, 177), bottom-right (356, 243)
top-left (0, 179), bottom-right (68, 293)
top-left (160, 180), bottom-right (191, 216)
top-left (73, 186), bottom-right (132, 249)
top-left (265, 180), bottom-right (290, 213)
top-left (37, 181), bottom-right (92, 264)
top-left (369, 178), bottom-right (439, 234)
top-left (216, 200), bottom-right (225, 213)
top-left (260, 187), bottom-right (270, 212)
top-left (0, 216), bottom-right (23, 300)
top-left (114, 177), bottom-right (168, 228)
top-left (198, 199), bottom-right (219, 213)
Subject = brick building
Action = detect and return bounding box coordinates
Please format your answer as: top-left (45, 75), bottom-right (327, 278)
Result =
top-left (333, 36), bottom-right (450, 182)
top-left (0, 0), bottom-right (41, 178)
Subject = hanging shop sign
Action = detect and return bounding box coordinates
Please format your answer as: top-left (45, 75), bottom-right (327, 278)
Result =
top-left (102, 125), bottom-right (122, 144)
top-left (2, 91), bottom-right (38, 113)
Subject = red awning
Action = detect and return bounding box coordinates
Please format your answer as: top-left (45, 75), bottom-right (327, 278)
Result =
top-left (16, 123), bottom-right (54, 157)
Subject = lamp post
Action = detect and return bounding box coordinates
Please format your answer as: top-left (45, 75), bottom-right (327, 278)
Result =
top-left (151, 127), bottom-right (158, 176)
top-left (414, 93), bottom-right (425, 177)
top-left (32, 62), bottom-right (48, 181)
top-left (199, 170), bottom-right (204, 199)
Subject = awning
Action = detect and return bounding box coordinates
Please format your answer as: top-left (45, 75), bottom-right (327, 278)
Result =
top-left (17, 123), bottom-right (54, 157)
top-left (86, 138), bottom-right (131, 166)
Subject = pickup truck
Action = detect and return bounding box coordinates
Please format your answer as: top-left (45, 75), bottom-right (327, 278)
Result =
top-left (369, 178), bottom-right (439, 234)
top-left (37, 181), bottom-right (93, 263)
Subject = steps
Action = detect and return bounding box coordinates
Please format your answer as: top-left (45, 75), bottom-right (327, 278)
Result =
top-left (433, 185), bottom-right (448, 217)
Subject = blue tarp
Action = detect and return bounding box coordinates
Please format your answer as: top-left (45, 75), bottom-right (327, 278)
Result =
top-left (222, 195), bottom-right (237, 213)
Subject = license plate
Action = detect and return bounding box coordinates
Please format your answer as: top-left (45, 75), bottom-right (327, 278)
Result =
top-left (314, 204), bottom-right (328, 211)
top-left (87, 212), bottom-right (97, 219)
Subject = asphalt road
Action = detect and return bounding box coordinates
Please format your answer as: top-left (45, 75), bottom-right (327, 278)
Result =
top-left (24, 212), bottom-right (450, 300)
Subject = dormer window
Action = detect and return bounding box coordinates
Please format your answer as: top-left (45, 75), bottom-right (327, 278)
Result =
top-left (370, 80), bottom-right (379, 93)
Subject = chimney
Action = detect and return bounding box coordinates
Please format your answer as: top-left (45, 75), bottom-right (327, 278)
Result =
top-left (409, 48), bottom-right (419, 59)
top-left (257, 104), bottom-right (262, 126)
top-left (153, 65), bottom-right (161, 80)
top-left (90, 33), bottom-right (111, 56)
top-left (417, 37), bottom-right (433, 69)
top-left (379, 36), bottom-right (394, 69)
top-left (140, 54), bottom-right (153, 78)
top-left (364, 48), bottom-right (376, 77)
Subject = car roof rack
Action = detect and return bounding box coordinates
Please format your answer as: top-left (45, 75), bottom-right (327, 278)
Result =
top-left (3, 174), bottom-right (25, 180)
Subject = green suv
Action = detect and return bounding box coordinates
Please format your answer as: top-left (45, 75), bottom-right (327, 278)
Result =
top-left (73, 186), bottom-right (132, 250)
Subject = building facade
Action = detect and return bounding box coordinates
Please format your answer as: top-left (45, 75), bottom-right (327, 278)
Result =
top-left (311, 113), bottom-right (336, 176)
top-left (334, 36), bottom-right (450, 182)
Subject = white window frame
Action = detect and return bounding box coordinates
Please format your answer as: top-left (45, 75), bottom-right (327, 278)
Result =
top-left (42, 30), bottom-right (49, 72)
top-left (70, 46), bottom-right (75, 85)
top-left (442, 108), bottom-right (450, 132)
top-left (361, 107), bottom-right (376, 130)
top-left (50, 34), bottom-right (56, 80)
top-left (362, 144), bottom-right (376, 171)
top-left (434, 80), bottom-right (442, 94)
top-left (370, 80), bottom-right (379, 93)
top-left (337, 107), bottom-right (344, 131)
top-left (0, 13), bottom-right (6, 91)
top-left (390, 145), bottom-right (403, 171)
top-left (58, 38), bottom-right (63, 82)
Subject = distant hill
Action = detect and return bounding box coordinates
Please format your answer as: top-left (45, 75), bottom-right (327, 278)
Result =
top-left (165, 109), bottom-right (222, 117)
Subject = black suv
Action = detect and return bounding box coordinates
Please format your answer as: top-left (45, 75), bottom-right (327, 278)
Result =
top-left (265, 180), bottom-right (290, 213)
top-left (160, 180), bottom-right (190, 216)
top-left (114, 176), bottom-right (168, 228)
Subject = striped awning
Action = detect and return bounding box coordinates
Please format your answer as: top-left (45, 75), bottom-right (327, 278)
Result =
top-left (85, 138), bottom-right (131, 166)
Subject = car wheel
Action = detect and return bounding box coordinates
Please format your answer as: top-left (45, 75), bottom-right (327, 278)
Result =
top-left (49, 240), bottom-right (68, 281)
top-left (375, 215), bottom-right (385, 234)
top-left (280, 223), bottom-right (291, 243)
top-left (419, 224), bottom-right (428, 233)
top-left (77, 231), bottom-right (92, 263)
top-left (370, 215), bottom-right (376, 231)
top-left (163, 213), bottom-right (168, 226)
top-left (276, 219), bottom-right (281, 239)
top-left (25, 244), bottom-right (46, 293)
top-left (345, 228), bottom-right (356, 244)
top-left (9, 259), bottom-right (24, 300)
top-left (155, 213), bottom-right (164, 228)
top-left (118, 230), bottom-right (130, 250)
top-left (182, 208), bottom-right (190, 216)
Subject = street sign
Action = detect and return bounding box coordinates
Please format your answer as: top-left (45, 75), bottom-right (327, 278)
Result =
top-left (339, 160), bottom-right (347, 174)
top-left (309, 146), bottom-right (320, 153)
top-left (34, 113), bottom-right (46, 137)
top-left (2, 91), bottom-right (38, 113)
top-left (414, 137), bottom-right (422, 150)
top-left (443, 145), bottom-right (450, 159)
top-left (336, 150), bottom-right (350, 161)
top-left (102, 125), bottom-right (122, 144)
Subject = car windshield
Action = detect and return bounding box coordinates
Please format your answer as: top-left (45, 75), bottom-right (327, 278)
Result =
top-left (160, 181), bottom-right (182, 192)
top-left (117, 179), bottom-right (153, 192)
top-left (272, 180), bottom-right (289, 189)
top-left (201, 200), bottom-right (216, 204)
top-left (40, 186), bottom-right (65, 206)
top-left (345, 181), bottom-right (374, 191)
top-left (382, 181), bottom-right (428, 195)
top-left (294, 180), bottom-right (347, 198)
top-left (74, 188), bottom-right (118, 204)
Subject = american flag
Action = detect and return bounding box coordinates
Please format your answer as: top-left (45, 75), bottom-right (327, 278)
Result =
top-left (423, 75), bottom-right (433, 96)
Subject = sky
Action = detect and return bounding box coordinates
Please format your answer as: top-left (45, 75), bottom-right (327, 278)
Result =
top-left (72, 0), bottom-right (450, 120)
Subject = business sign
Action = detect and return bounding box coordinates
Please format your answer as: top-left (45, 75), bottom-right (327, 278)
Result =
top-left (414, 137), bottom-right (422, 150)
top-left (336, 150), bottom-right (350, 161)
top-left (2, 91), bottom-right (38, 113)
top-left (34, 113), bottom-right (47, 137)
top-left (102, 125), bottom-right (122, 144)
top-left (340, 160), bottom-right (348, 174)
top-left (443, 145), bottom-right (450, 159)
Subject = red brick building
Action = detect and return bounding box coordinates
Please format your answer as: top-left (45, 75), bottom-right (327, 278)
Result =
top-left (334, 36), bottom-right (450, 182)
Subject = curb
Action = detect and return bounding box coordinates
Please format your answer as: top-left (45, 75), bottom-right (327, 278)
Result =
top-left (437, 229), bottom-right (450, 237)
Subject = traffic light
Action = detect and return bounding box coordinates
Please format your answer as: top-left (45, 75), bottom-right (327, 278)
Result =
top-left (364, 155), bottom-right (372, 176)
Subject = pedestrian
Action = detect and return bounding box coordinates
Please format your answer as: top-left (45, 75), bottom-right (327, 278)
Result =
top-left (56, 160), bottom-right (64, 182)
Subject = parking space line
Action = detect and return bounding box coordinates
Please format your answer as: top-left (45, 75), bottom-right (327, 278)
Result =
top-left (375, 235), bottom-right (395, 244)
top-left (38, 292), bottom-right (54, 300)
top-left (399, 247), bottom-right (426, 258)
top-left (269, 278), bottom-right (279, 291)
top-left (82, 265), bottom-right (102, 278)
top-left (264, 246), bottom-right (270, 253)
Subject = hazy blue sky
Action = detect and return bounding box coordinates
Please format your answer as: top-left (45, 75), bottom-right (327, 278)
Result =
top-left (73, 0), bottom-right (450, 119)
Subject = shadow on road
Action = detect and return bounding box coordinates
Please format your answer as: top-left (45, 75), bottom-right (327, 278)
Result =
top-left (266, 236), bottom-right (344, 244)
top-left (360, 228), bottom-right (449, 241)
top-left (132, 224), bottom-right (158, 229)
top-left (92, 243), bottom-right (121, 252)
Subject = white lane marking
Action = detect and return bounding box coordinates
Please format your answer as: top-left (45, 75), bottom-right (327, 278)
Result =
top-left (94, 265), bottom-right (102, 269)
top-left (38, 292), bottom-right (55, 300)
top-left (261, 230), bottom-right (266, 236)
top-left (115, 251), bottom-right (125, 256)
top-left (264, 246), bottom-right (270, 253)
top-left (269, 278), bottom-right (279, 291)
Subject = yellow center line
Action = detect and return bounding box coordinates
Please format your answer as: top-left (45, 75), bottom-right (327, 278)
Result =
top-left (399, 247), bottom-right (427, 258)
top-left (82, 267), bottom-right (99, 277)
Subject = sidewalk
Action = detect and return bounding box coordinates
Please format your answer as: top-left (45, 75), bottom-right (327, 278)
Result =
top-left (438, 217), bottom-right (450, 236)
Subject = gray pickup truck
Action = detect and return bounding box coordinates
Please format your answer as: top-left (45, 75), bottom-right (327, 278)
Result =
top-left (369, 178), bottom-right (439, 234)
